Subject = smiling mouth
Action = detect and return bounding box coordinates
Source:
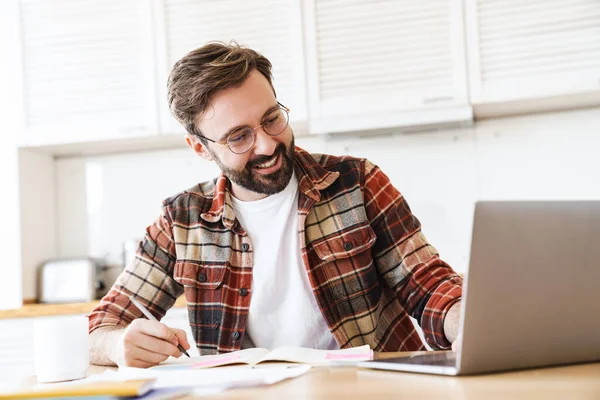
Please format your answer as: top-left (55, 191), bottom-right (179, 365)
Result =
top-left (251, 151), bottom-right (283, 175)
top-left (254, 153), bottom-right (279, 169)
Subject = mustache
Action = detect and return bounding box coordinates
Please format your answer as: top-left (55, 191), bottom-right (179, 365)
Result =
top-left (247, 144), bottom-right (286, 168)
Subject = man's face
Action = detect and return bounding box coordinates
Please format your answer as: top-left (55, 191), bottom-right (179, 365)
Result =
top-left (192, 70), bottom-right (295, 201)
top-left (209, 136), bottom-right (295, 197)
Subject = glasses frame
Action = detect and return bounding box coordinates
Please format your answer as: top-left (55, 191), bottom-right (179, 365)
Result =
top-left (191, 102), bottom-right (290, 154)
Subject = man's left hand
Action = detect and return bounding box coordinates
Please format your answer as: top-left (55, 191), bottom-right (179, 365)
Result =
top-left (451, 333), bottom-right (462, 352)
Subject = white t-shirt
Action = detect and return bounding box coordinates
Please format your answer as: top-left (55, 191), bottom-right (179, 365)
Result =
top-left (230, 173), bottom-right (339, 350)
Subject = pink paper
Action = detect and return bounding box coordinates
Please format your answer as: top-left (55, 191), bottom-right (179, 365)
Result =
top-left (191, 353), bottom-right (241, 368)
top-left (325, 351), bottom-right (372, 360)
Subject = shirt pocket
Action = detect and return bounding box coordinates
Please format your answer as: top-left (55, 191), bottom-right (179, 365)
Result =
top-left (312, 223), bottom-right (377, 261)
top-left (311, 223), bottom-right (380, 300)
top-left (173, 260), bottom-right (227, 290)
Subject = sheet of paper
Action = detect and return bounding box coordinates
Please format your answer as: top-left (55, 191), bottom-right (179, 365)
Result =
top-left (5, 370), bottom-right (136, 390)
top-left (0, 365), bottom-right (309, 398)
top-left (113, 364), bottom-right (311, 390)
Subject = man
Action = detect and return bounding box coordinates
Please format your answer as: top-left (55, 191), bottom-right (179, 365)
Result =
top-left (89, 42), bottom-right (463, 368)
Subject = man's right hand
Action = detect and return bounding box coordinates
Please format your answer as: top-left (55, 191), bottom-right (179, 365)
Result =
top-left (110, 319), bottom-right (191, 368)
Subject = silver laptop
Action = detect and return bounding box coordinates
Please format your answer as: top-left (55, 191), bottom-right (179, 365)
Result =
top-left (359, 201), bottom-right (600, 375)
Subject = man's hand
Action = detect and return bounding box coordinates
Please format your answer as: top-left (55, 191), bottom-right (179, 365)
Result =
top-left (444, 301), bottom-right (462, 350)
top-left (110, 319), bottom-right (191, 368)
top-left (451, 333), bottom-right (462, 352)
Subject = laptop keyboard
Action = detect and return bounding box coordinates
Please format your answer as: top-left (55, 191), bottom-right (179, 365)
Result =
top-left (382, 352), bottom-right (457, 367)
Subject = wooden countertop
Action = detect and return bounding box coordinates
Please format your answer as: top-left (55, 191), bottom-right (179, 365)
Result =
top-left (37, 355), bottom-right (600, 400)
top-left (7, 354), bottom-right (600, 399)
top-left (196, 360), bottom-right (600, 400)
top-left (0, 296), bottom-right (187, 320)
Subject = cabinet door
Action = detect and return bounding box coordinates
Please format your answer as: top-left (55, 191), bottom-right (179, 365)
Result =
top-left (155, 0), bottom-right (308, 136)
top-left (466, 0), bottom-right (600, 105)
top-left (18, 0), bottom-right (158, 146)
top-left (303, 0), bottom-right (471, 134)
top-left (0, 318), bottom-right (34, 378)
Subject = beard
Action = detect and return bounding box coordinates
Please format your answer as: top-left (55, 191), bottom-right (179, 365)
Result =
top-left (212, 136), bottom-right (295, 196)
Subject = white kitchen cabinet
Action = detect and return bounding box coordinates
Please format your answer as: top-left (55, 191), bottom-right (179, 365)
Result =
top-left (465, 0), bottom-right (600, 108)
top-left (7, 0), bottom-right (600, 153)
top-left (303, 0), bottom-right (472, 135)
top-left (154, 0), bottom-right (309, 136)
top-left (0, 318), bottom-right (35, 379)
top-left (15, 0), bottom-right (159, 147)
top-left (0, 0), bottom-right (24, 311)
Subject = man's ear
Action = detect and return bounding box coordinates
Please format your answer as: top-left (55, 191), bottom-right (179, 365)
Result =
top-left (186, 134), bottom-right (214, 161)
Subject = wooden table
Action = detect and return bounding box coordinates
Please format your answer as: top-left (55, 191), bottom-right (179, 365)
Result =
top-left (169, 352), bottom-right (600, 400)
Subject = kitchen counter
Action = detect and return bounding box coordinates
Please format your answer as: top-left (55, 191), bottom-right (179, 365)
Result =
top-left (0, 296), bottom-right (187, 319)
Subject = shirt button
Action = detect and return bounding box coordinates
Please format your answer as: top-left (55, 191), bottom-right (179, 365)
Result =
top-left (239, 288), bottom-right (248, 296)
top-left (198, 273), bottom-right (207, 282)
top-left (241, 243), bottom-right (250, 252)
top-left (343, 242), bottom-right (353, 251)
top-left (232, 331), bottom-right (241, 340)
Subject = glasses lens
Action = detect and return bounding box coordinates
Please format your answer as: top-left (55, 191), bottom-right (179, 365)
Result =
top-left (263, 108), bottom-right (289, 136)
top-left (227, 128), bottom-right (255, 154)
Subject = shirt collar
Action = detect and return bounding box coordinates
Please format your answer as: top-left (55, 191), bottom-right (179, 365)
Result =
top-left (200, 146), bottom-right (339, 227)
top-left (293, 146), bottom-right (340, 202)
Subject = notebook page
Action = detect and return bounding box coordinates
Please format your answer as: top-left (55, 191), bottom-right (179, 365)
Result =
top-left (258, 344), bottom-right (372, 365)
top-left (154, 348), bottom-right (270, 370)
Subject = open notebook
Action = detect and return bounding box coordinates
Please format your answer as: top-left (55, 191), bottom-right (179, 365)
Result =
top-left (156, 345), bottom-right (373, 370)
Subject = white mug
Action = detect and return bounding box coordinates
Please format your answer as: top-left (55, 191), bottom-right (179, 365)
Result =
top-left (33, 315), bottom-right (89, 383)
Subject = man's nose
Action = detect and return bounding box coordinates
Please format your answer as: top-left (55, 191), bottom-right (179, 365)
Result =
top-left (251, 127), bottom-right (278, 156)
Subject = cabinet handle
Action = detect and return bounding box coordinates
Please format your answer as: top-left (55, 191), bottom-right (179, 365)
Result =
top-left (422, 96), bottom-right (454, 104)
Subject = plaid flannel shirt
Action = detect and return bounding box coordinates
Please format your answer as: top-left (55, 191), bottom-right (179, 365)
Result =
top-left (89, 146), bottom-right (463, 354)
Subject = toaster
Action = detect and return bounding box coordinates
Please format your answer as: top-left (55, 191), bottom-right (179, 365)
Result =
top-left (37, 258), bottom-right (122, 303)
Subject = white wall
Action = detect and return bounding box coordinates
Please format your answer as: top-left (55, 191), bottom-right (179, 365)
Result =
top-left (45, 107), bottom-right (598, 298)
top-left (53, 140), bottom-right (321, 268)
top-left (327, 107), bottom-right (599, 272)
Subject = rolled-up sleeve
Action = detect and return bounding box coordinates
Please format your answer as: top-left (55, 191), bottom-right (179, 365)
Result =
top-left (362, 159), bottom-right (463, 349)
top-left (88, 205), bottom-right (184, 333)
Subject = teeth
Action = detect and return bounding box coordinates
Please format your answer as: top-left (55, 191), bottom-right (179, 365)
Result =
top-left (256, 154), bottom-right (278, 169)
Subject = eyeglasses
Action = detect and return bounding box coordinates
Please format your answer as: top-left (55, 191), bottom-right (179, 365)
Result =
top-left (193, 102), bottom-right (290, 155)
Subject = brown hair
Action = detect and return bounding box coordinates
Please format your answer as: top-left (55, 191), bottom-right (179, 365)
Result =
top-left (167, 41), bottom-right (275, 137)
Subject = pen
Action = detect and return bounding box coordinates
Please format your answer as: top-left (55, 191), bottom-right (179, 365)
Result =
top-left (129, 295), bottom-right (190, 358)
